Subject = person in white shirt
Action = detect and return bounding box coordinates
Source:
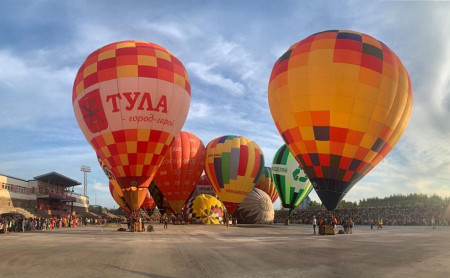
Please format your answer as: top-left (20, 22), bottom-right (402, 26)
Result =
top-left (312, 216), bottom-right (317, 235)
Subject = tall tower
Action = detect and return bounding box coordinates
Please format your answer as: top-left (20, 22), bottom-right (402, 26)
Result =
top-left (80, 165), bottom-right (91, 196)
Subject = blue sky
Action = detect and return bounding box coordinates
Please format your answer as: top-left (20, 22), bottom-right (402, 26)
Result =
top-left (1, 1), bottom-right (449, 209)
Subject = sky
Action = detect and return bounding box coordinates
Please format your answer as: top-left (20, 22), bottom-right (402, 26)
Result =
top-left (0, 0), bottom-right (449, 209)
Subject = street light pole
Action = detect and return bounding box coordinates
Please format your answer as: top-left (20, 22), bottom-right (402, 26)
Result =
top-left (80, 165), bottom-right (91, 196)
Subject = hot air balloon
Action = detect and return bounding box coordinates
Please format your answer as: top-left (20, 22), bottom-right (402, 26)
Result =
top-left (233, 188), bottom-right (274, 224)
top-left (141, 190), bottom-right (157, 216)
top-left (184, 194), bottom-right (225, 224)
top-left (268, 30), bottom-right (413, 210)
top-left (98, 155), bottom-right (147, 213)
top-left (272, 144), bottom-right (313, 216)
top-left (255, 167), bottom-right (279, 203)
top-left (153, 131), bottom-right (205, 214)
top-left (73, 41), bottom-right (191, 211)
top-left (205, 135), bottom-right (265, 214)
top-left (148, 181), bottom-right (173, 215)
top-left (141, 190), bottom-right (156, 210)
top-left (109, 181), bottom-right (131, 214)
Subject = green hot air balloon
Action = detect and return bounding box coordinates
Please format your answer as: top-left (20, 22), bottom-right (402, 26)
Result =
top-left (272, 144), bottom-right (313, 221)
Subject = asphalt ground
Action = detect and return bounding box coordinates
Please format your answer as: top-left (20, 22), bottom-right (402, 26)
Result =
top-left (0, 223), bottom-right (449, 278)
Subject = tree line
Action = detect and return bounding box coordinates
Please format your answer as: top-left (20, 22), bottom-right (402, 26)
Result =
top-left (308, 193), bottom-right (450, 209)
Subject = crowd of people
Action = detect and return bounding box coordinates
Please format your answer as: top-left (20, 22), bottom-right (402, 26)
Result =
top-left (0, 215), bottom-right (104, 234)
top-left (275, 204), bottom-right (449, 227)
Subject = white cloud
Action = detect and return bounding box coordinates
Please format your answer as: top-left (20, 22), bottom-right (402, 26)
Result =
top-left (186, 102), bottom-right (212, 120)
top-left (0, 49), bottom-right (75, 129)
top-left (188, 62), bottom-right (246, 95)
top-left (91, 181), bottom-right (110, 193)
top-left (139, 20), bottom-right (201, 41)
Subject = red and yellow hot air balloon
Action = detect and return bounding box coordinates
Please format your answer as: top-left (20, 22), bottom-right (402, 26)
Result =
top-left (73, 41), bottom-right (191, 211)
top-left (153, 131), bottom-right (205, 214)
top-left (99, 155), bottom-right (134, 214)
top-left (141, 190), bottom-right (157, 211)
top-left (109, 181), bottom-right (131, 214)
top-left (255, 167), bottom-right (278, 203)
top-left (205, 135), bottom-right (265, 214)
top-left (268, 30), bottom-right (413, 211)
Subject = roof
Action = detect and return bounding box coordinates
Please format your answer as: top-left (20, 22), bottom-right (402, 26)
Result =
top-left (0, 173), bottom-right (30, 182)
top-left (33, 172), bottom-right (81, 187)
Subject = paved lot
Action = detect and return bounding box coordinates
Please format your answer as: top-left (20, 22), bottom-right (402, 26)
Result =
top-left (0, 224), bottom-right (449, 278)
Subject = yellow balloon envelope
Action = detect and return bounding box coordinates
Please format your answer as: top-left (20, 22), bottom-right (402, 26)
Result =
top-left (268, 30), bottom-right (413, 210)
top-left (184, 194), bottom-right (225, 224)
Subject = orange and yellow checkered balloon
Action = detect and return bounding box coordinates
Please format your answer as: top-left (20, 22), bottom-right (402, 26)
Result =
top-left (268, 30), bottom-right (413, 210)
top-left (73, 41), bottom-right (191, 210)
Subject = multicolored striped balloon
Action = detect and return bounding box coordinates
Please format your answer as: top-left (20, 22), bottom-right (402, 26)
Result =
top-left (255, 167), bottom-right (279, 203)
top-left (205, 135), bottom-right (265, 214)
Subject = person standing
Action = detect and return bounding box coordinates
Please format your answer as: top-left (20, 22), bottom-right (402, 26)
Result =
top-left (349, 218), bottom-right (354, 234)
top-left (431, 216), bottom-right (436, 229)
top-left (378, 218), bottom-right (383, 229)
top-left (312, 216), bottom-right (317, 235)
top-left (163, 214), bottom-right (168, 229)
top-left (225, 214), bottom-right (229, 228)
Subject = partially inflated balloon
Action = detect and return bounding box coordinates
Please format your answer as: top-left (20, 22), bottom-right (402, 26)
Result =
top-left (255, 167), bottom-right (279, 203)
top-left (268, 30), bottom-right (413, 210)
top-left (272, 145), bottom-right (313, 215)
top-left (184, 194), bottom-right (225, 224)
top-left (234, 188), bottom-right (274, 224)
top-left (205, 135), bottom-right (264, 214)
top-left (153, 131), bottom-right (205, 214)
top-left (73, 41), bottom-right (191, 211)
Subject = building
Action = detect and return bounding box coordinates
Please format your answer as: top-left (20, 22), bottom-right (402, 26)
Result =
top-left (0, 172), bottom-right (89, 218)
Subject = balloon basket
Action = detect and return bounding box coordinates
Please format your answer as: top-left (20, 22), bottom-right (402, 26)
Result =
top-left (130, 222), bottom-right (143, 232)
top-left (324, 225), bottom-right (336, 235)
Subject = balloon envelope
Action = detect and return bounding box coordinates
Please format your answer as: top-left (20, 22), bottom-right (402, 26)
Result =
top-left (99, 155), bottom-right (147, 211)
top-left (254, 167), bottom-right (279, 203)
top-left (109, 181), bottom-right (131, 214)
top-left (234, 188), bottom-right (274, 224)
top-left (153, 131), bottom-right (205, 214)
top-left (205, 135), bottom-right (265, 214)
top-left (184, 194), bottom-right (225, 224)
top-left (141, 190), bottom-right (157, 211)
top-left (272, 145), bottom-right (313, 215)
top-left (268, 30), bottom-right (413, 210)
top-left (148, 181), bottom-right (173, 215)
top-left (73, 40), bottom-right (191, 210)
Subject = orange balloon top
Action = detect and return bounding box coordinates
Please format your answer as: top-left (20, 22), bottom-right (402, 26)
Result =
top-left (268, 30), bottom-right (413, 210)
